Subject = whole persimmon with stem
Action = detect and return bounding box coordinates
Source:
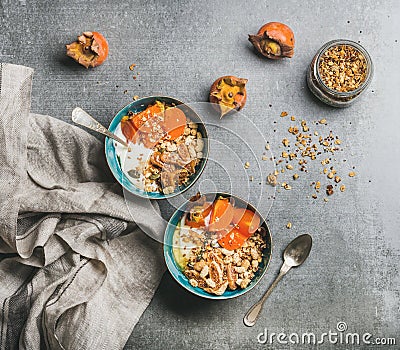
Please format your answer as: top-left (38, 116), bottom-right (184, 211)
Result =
top-left (66, 31), bottom-right (109, 68)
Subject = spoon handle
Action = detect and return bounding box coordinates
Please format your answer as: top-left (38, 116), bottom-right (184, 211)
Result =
top-left (71, 107), bottom-right (129, 147)
top-left (243, 263), bottom-right (291, 327)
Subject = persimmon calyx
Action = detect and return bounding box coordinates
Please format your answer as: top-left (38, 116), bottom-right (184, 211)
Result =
top-left (210, 76), bottom-right (248, 118)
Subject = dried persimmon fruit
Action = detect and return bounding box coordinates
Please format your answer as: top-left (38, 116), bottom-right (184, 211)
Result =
top-left (248, 22), bottom-right (295, 59)
top-left (209, 76), bottom-right (248, 118)
top-left (66, 31), bottom-right (109, 68)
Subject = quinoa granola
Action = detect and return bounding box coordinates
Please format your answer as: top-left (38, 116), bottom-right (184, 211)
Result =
top-left (144, 120), bottom-right (204, 194)
top-left (184, 229), bottom-right (267, 295)
top-left (120, 101), bottom-right (205, 194)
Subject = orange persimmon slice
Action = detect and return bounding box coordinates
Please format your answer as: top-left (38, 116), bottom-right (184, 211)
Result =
top-left (163, 107), bottom-right (186, 140)
top-left (217, 227), bottom-right (247, 250)
top-left (121, 119), bottom-right (138, 142)
top-left (232, 208), bottom-right (261, 237)
top-left (208, 197), bottom-right (234, 231)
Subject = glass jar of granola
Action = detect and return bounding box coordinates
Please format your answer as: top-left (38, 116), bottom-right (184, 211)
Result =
top-left (307, 39), bottom-right (373, 107)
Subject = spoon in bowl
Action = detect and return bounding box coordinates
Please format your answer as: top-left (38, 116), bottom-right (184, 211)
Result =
top-left (243, 234), bottom-right (312, 327)
top-left (72, 107), bottom-right (129, 147)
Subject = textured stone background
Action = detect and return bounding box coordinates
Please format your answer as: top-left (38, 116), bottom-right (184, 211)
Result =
top-left (1, 0), bottom-right (399, 349)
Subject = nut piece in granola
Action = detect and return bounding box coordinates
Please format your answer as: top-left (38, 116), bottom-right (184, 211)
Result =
top-left (318, 45), bottom-right (367, 92)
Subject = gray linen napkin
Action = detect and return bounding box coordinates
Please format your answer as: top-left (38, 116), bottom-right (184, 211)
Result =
top-left (0, 63), bottom-right (166, 350)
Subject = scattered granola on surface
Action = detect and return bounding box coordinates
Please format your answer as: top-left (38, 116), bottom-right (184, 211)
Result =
top-left (263, 111), bottom-right (356, 201)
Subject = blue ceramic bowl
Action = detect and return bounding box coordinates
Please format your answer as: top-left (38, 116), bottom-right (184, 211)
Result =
top-left (105, 96), bottom-right (209, 199)
top-left (164, 193), bottom-right (272, 299)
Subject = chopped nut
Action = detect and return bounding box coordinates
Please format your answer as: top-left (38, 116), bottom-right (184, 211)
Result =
top-left (241, 259), bottom-right (251, 269)
top-left (327, 172), bottom-right (334, 179)
top-left (189, 279), bottom-right (198, 288)
top-left (133, 95), bottom-right (139, 101)
top-left (280, 111), bottom-right (288, 117)
top-left (282, 151), bottom-right (289, 158)
top-left (167, 143), bottom-right (177, 152)
top-left (326, 184), bottom-right (334, 196)
top-left (286, 164), bottom-right (293, 170)
top-left (235, 266), bottom-right (246, 273)
top-left (312, 194), bottom-right (318, 199)
top-left (267, 173), bottom-right (278, 186)
top-left (200, 265), bottom-right (209, 278)
top-left (340, 184), bottom-right (346, 192)
top-left (291, 116), bottom-right (296, 121)
top-left (240, 278), bottom-right (251, 289)
top-left (284, 184), bottom-right (292, 190)
top-left (293, 173), bottom-right (299, 180)
top-left (335, 139), bottom-right (341, 145)
top-left (262, 156), bottom-right (268, 161)
top-left (282, 138), bottom-right (289, 147)
top-left (349, 171), bottom-right (356, 177)
top-left (194, 260), bottom-right (206, 271)
top-left (244, 161), bottom-right (250, 169)
top-left (334, 176), bottom-right (341, 183)
top-left (319, 119), bottom-right (327, 124)
top-left (315, 181), bottom-right (321, 190)
top-left (265, 144), bottom-right (270, 150)
top-left (220, 248), bottom-right (234, 256)
top-left (286, 222), bottom-right (292, 229)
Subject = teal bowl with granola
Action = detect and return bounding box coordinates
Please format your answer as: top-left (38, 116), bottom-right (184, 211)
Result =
top-left (105, 96), bottom-right (209, 199)
top-left (164, 193), bottom-right (272, 299)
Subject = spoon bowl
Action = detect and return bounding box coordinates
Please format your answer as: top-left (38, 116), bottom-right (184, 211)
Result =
top-left (284, 234), bottom-right (312, 267)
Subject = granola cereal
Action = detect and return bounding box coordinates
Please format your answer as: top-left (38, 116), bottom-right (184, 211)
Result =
top-left (318, 45), bottom-right (367, 92)
top-left (172, 195), bottom-right (268, 296)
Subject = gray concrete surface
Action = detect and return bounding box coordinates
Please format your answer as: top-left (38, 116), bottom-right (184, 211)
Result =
top-left (1, 0), bottom-right (399, 349)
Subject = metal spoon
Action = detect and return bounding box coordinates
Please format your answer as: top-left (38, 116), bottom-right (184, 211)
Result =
top-left (243, 234), bottom-right (312, 327)
top-left (71, 107), bottom-right (129, 147)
